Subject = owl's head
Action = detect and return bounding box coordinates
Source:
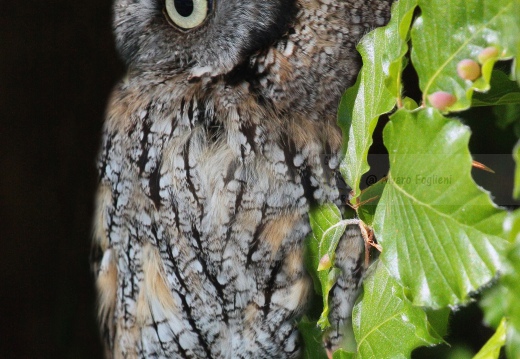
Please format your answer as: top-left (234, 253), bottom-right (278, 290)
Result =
top-left (113, 0), bottom-right (391, 118)
top-left (113, 0), bottom-right (297, 76)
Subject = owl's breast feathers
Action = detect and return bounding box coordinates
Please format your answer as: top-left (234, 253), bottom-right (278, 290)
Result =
top-left (93, 0), bottom-right (392, 357)
top-left (93, 70), bottom-right (345, 357)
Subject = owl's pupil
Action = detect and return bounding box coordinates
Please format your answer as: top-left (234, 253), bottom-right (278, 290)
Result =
top-left (174, 0), bottom-right (194, 17)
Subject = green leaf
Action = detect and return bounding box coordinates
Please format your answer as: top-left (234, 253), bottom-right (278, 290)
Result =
top-left (502, 210), bottom-right (520, 358)
top-left (298, 317), bottom-right (328, 359)
top-left (304, 233), bottom-right (323, 296)
top-left (472, 70), bottom-right (520, 107)
top-left (505, 210), bottom-right (520, 244)
top-left (447, 347), bottom-right (474, 359)
top-left (493, 104), bottom-right (520, 134)
top-left (480, 284), bottom-right (507, 329)
top-left (338, 0), bottom-right (417, 198)
top-left (332, 348), bottom-right (355, 359)
top-left (309, 203), bottom-right (346, 260)
top-left (514, 141), bottom-right (520, 199)
top-left (353, 262), bottom-right (443, 358)
top-left (317, 268), bottom-right (342, 329)
top-left (306, 204), bottom-right (344, 294)
top-left (412, 0), bottom-right (520, 111)
top-left (356, 177), bottom-right (387, 227)
top-left (374, 108), bottom-right (508, 308)
top-left (473, 317), bottom-right (507, 359)
top-left (402, 97), bottom-right (420, 111)
top-left (308, 203), bottom-right (356, 329)
top-left (425, 307), bottom-right (451, 339)
top-left (383, 0), bottom-right (418, 99)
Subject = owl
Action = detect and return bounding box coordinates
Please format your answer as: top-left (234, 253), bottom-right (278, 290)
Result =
top-left (92, 0), bottom-right (392, 358)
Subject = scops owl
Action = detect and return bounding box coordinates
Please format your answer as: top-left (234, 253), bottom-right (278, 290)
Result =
top-left (92, 0), bottom-right (392, 357)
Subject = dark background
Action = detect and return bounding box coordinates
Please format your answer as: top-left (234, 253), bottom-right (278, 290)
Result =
top-left (0, 1), bottom-right (122, 357)
top-left (0, 1), bottom-right (517, 358)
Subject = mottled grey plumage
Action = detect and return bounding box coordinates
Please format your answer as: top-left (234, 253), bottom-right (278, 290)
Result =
top-left (92, 0), bottom-right (392, 357)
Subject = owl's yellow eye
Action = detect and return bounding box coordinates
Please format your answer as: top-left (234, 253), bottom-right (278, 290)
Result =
top-left (165, 0), bottom-right (210, 30)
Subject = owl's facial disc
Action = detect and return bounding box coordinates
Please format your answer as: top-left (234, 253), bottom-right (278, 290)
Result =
top-left (164, 0), bottom-right (212, 30)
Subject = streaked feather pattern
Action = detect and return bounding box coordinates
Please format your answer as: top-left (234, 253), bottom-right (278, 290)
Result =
top-left (92, 0), bottom-right (392, 357)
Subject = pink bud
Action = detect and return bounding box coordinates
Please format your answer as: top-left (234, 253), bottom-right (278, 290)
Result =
top-left (457, 59), bottom-right (481, 81)
top-left (428, 91), bottom-right (457, 111)
top-left (478, 47), bottom-right (500, 64)
top-left (317, 253), bottom-right (332, 271)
